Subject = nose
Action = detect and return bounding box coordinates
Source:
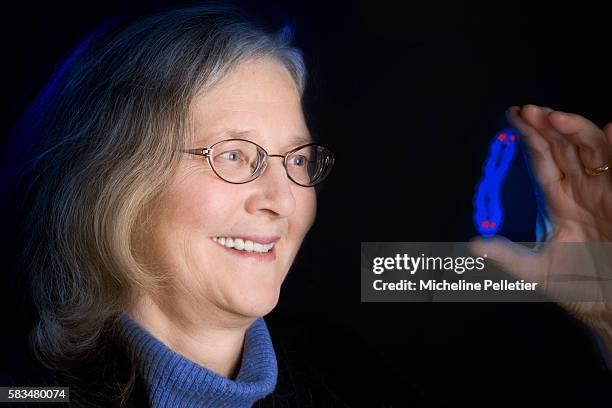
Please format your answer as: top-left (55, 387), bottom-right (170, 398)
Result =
top-left (244, 156), bottom-right (296, 218)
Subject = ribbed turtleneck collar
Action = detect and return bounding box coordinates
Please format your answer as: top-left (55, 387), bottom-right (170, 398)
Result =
top-left (116, 314), bottom-right (277, 408)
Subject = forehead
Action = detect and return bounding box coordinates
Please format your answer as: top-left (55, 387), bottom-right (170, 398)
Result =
top-left (189, 57), bottom-right (311, 148)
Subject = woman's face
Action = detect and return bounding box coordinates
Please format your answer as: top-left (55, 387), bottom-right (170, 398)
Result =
top-left (144, 57), bottom-right (316, 319)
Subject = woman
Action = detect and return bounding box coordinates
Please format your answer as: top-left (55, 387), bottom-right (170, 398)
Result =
top-left (4, 2), bottom-right (610, 408)
top-left (1, 3), bottom-right (364, 407)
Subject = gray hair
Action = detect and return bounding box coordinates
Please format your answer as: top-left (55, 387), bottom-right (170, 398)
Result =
top-left (14, 2), bottom-right (307, 377)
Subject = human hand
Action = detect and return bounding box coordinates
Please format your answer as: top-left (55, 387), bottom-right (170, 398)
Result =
top-left (470, 104), bottom-right (612, 355)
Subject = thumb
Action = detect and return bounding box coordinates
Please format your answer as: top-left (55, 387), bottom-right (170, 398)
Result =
top-left (468, 235), bottom-right (545, 283)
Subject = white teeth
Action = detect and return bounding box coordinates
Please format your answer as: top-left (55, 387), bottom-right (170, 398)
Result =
top-left (234, 238), bottom-right (244, 250)
top-left (213, 236), bottom-right (274, 253)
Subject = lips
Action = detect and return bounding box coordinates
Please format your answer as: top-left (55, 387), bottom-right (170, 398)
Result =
top-left (231, 235), bottom-right (280, 245)
top-left (212, 238), bottom-right (277, 262)
top-left (213, 235), bottom-right (281, 245)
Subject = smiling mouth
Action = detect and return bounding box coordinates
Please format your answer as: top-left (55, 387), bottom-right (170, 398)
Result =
top-left (212, 236), bottom-right (276, 253)
top-left (211, 236), bottom-right (277, 262)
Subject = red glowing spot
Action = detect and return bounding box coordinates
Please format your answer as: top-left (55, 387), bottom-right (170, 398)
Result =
top-left (498, 133), bottom-right (507, 142)
top-left (510, 135), bottom-right (516, 142)
top-left (481, 220), bottom-right (490, 227)
top-left (490, 221), bottom-right (496, 228)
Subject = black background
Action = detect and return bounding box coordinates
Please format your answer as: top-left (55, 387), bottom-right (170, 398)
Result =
top-left (2, 0), bottom-right (612, 406)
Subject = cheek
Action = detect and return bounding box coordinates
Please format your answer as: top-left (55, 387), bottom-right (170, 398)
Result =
top-left (164, 175), bottom-right (236, 230)
top-left (148, 177), bottom-right (242, 277)
top-left (147, 177), bottom-right (240, 270)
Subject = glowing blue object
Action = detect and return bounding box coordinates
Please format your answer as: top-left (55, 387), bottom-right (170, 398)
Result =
top-left (473, 128), bottom-right (519, 235)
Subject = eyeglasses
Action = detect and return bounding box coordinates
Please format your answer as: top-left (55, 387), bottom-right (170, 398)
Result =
top-left (181, 138), bottom-right (335, 187)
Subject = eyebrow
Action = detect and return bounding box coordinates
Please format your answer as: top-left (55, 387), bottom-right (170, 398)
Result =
top-left (199, 129), bottom-right (314, 151)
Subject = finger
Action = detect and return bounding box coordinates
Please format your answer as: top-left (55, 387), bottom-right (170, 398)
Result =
top-left (505, 106), bottom-right (562, 187)
top-left (604, 123), bottom-right (612, 170)
top-left (605, 123), bottom-right (612, 145)
top-left (519, 105), bottom-right (583, 177)
top-left (469, 235), bottom-right (546, 284)
top-left (548, 111), bottom-right (610, 172)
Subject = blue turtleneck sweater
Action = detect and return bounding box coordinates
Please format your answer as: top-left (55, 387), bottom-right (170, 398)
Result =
top-left (116, 314), bottom-right (278, 408)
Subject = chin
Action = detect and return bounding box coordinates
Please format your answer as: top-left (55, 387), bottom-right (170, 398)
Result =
top-left (229, 286), bottom-right (281, 318)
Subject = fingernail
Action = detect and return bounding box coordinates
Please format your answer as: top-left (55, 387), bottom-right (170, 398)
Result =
top-left (531, 105), bottom-right (542, 112)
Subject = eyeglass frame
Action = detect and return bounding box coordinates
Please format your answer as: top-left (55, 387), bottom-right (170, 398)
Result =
top-left (180, 138), bottom-right (335, 187)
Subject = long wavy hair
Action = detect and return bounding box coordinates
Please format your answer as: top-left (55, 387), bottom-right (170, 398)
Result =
top-left (6, 2), bottom-right (306, 377)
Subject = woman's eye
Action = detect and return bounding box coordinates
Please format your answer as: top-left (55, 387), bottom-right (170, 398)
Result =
top-left (218, 150), bottom-right (242, 162)
top-left (289, 155), bottom-right (308, 167)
